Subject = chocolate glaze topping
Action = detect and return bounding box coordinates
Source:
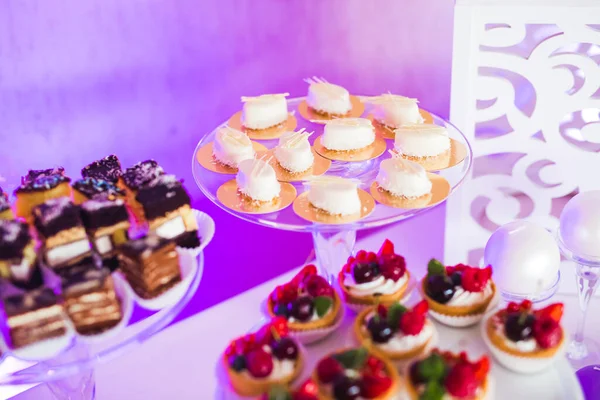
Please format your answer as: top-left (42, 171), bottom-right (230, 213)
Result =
top-left (16, 174), bottom-right (71, 193)
top-left (72, 177), bottom-right (125, 199)
top-left (120, 234), bottom-right (174, 258)
top-left (122, 160), bottom-right (164, 190)
top-left (4, 287), bottom-right (58, 316)
top-left (21, 167), bottom-right (66, 185)
top-left (60, 260), bottom-right (110, 295)
top-left (0, 220), bottom-right (32, 259)
top-left (135, 175), bottom-right (191, 219)
top-left (33, 197), bottom-right (83, 238)
top-left (81, 198), bottom-right (129, 230)
top-left (81, 155), bottom-right (122, 184)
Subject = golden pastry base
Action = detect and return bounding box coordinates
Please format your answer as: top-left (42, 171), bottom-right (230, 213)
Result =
top-left (216, 179), bottom-right (296, 214)
top-left (227, 112), bottom-right (297, 140)
top-left (298, 95), bottom-right (365, 123)
top-left (196, 141), bottom-right (268, 174)
top-left (313, 136), bottom-right (387, 162)
top-left (369, 174), bottom-right (450, 209)
top-left (292, 189), bottom-right (375, 224)
top-left (257, 148), bottom-right (331, 182)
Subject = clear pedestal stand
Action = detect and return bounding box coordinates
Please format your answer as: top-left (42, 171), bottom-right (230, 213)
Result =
top-left (191, 97), bottom-right (472, 282)
top-left (0, 251), bottom-right (205, 400)
top-left (557, 235), bottom-right (600, 369)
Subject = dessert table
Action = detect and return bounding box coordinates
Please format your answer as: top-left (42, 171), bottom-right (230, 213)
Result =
top-left (4, 224), bottom-right (593, 399)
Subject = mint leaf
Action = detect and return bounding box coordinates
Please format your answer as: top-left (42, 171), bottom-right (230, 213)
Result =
top-left (418, 353), bottom-right (447, 382)
top-left (419, 381), bottom-right (445, 400)
top-left (427, 259), bottom-right (446, 276)
top-left (268, 385), bottom-right (292, 400)
top-left (314, 296), bottom-right (333, 318)
top-left (332, 347), bottom-right (368, 370)
top-left (387, 303), bottom-right (407, 328)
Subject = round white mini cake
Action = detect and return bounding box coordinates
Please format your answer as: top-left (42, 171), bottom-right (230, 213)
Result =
top-left (241, 93), bottom-right (289, 130)
top-left (307, 176), bottom-right (361, 216)
top-left (376, 157), bottom-right (432, 198)
top-left (322, 118), bottom-right (375, 151)
top-left (371, 94), bottom-right (423, 129)
top-left (274, 131), bottom-right (314, 173)
top-left (212, 127), bottom-right (255, 168)
top-left (306, 81), bottom-right (352, 116)
top-left (236, 158), bottom-right (281, 202)
top-left (394, 123), bottom-right (450, 158)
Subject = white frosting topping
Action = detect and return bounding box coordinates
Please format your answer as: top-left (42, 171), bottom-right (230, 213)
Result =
top-left (376, 156), bottom-right (432, 198)
top-left (373, 319), bottom-right (434, 352)
top-left (274, 130), bottom-right (314, 173)
top-left (155, 216), bottom-right (186, 239)
top-left (322, 118), bottom-right (375, 151)
top-left (343, 273), bottom-right (408, 297)
top-left (289, 306), bottom-right (332, 323)
top-left (212, 127), bottom-right (255, 167)
top-left (394, 124), bottom-right (450, 157)
top-left (10, 258), bottom-right (33, 281)
top-left (446, 281), bottom-right (494, 307)
top-left (369, 94), bottom-right (424, 128)
top-left (45, 239), bottom-right (91, 267)
top-left (236, 158), bottom-right (281, 202)
top-left (241, 93), bottom-right (289, 130)
top-left (306, 177), bottom-right (361, 216)
top-left (306, 80), bottom-right (352, 115)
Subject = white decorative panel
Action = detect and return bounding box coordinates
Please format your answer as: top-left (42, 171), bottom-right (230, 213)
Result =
top-left (446, 1), bottom-right (600, 269)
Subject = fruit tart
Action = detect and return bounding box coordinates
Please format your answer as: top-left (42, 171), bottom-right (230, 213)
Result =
top-left (259, 379), bottom-right (319, 400)
top-left (482, 300), bottom-right (565, 373)
top-left (223, 318), bottom-right (304, 397)
top-left (354, 300), bottom-right (437, 363)
top-left (338, 239), bottom-right (411, 312)
top-left (268, 265), bottom-right (342, 344)
top-left (406, 350), bottom-right (491, 400)
top-left (422, 260), bottom-right (496, 327)
top-left (313, 347), bottom-right (400, 400)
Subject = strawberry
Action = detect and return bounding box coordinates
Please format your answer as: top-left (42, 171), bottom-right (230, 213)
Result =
top-left (533, 317), bottom-right (562, 349)
top-left (291, 265), bottom-right (317, 286)
top-left (473, 356), bottom-right (490, 382)
top-left (271, 317), bottom-right (289, 337)
top-left (270, 283), bottom-right (298, 304)
top-left (378, 239), bottom-right (395, 256)
top-left (535, 303), bottom-right (564, 322)
top-left (316, 357), bottom-right (344, 384)
top-left (304, 274), bottom-right (334, 298)
top-left (294, 378), bottom-right (319, 400)
top-left (445, 363), bottom-right (478, 397)
top-left (413, 299), bottom-right (429, 315)
top-left (400, 310), bottom-right (426, 335)
top-left (462, 266), bottom-right (492, 292)
top-left (507, 302), bottom-right (520, 313)
top-left (361, 373), bottom-right (392, 398)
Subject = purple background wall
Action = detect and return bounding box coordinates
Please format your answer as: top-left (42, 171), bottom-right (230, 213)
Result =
top-left (0, 0), bottom-right (454, 318)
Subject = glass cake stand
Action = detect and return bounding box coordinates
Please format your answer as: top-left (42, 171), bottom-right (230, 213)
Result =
top-left (191, 97), bottom-right (472, 280)
top-left (0, 250), bottom-right (205, 400)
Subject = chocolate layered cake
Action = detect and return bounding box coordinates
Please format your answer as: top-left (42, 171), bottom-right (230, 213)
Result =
top-left (119, 235), bottom-right (181, 299)
top-left (0, 188), bottom-right (13, 220)
top-left (121, 160), bottom-right (165, 222)
top-left (0, 219), bottom-right (43, 289)
top-left (15, 170), bottom-right (72, 222)
top-left (59, 259), bottom-right (122, 335)
top-left (4, 287), bottom-right (67, 349)
top-left (80, 198), bottom-right (130, 271)
top-left (71, 177), bottom-right (125, 205)
top-left (32, 197), bottom-right (91, 269)
top-left (136, 175), bottom-right (200, 248)
top-left (81, 155), bottom-right (122, 184)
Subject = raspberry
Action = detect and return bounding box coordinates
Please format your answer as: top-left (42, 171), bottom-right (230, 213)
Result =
top-left (365, 355), bottom-right (387, 377)
top-left (461, 266), bottom-right (492, 292)
top-left (294, 378), bottom-right (319, 400)
top-left (304, 274), bottom-right (334, 298)
top-left (399, 310), bottom-right (426, 335)
top-left (360, 373), bottom-right (392, 398)
top-left (291, 265), bottom-right (317, 286)
top-left (379, 253), bottom-right (406, 282)
top-left (316, 357), bottom-right (344, 384)
top-left (246, 349), bottom-right (273, 378)
top-left (507, 302), bottom-right (520, 313)
top-left (533, 317), bottom-right (562, 349)
top-left (520, 299), bottom-right (533, 311)
top-left (270, 283), bottom-right (298, 304)
top-left (356, 250), bottom-right (368, 261)
top-left (445, 363), bottom-right (478, 397)
top-left (413, 299), bottom-right (429, 315)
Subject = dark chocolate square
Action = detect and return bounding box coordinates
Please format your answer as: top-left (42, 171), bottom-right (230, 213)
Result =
top-left (59, 260), bottom-right (110, 296)
top-left (81, 155), bottom-right (122, 184)
top-left (122, 160), bottom-right (164, 191)
top-left (72, 178), bottom-right (125, 200)
top-left (120, 234), bottom-right (173, 259)
top-left (21, 167), bottom-right (66, 185)
top-left (80, 198), bottom-right (129, 230)
top-left (3, 287), bottom-right (59, 317)
top-left (32, 197), bottom-right (83, 238)
top-left (0, 220), bottom-right (32, 260)
top-left (135, 175), bottom-right (191, 219)
top-left (15, 174), bottom-right (71, 194)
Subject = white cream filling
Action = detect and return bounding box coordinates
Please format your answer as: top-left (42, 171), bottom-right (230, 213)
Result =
top-left (374, 320), bottom-right (434, 352)
top-left (95, 236), bottom-right (113, 255)
top-left (446, 281), bottom-right (493, 307)
top-left (10, 259), bottom-right (33, 281)
top-left (343, 273), bottom-right (408, 297)
top-left (46, 239), bottom-right (90, 267)
top-left (155, 216), bottom-right (186, 239)
top-left (288, 306), bottom-right (332, 323)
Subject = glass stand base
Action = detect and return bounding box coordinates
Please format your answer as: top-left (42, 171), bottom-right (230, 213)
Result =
top-left (312, 230), bottom-right (356, 282)
top-left (568, 337), bottom-right (600, 370)
top-left (46, 369), bottom-right (95, 400)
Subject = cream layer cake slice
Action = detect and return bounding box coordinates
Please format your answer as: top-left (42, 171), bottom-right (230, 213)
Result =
top-left (376, 153), bottom-right (432, 198)
top-left (241, 93), bottom-right (289, 130)
top-left (306, 176), bottom-right (361, 216)
top-left (322, 118), bottom-right (375, 151)
top-left (212, 126), bottom-right (255, 168)
top-left (394, 123), bottom-right (450, 158)
top-left (368, 93), bottom-right (423, 128)
top-left (305, 76), bottom-right (352, 116)
top-left (274, 129), bottom-right (314, 173)
top-left (236, 158), bottom-right (281, 202)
